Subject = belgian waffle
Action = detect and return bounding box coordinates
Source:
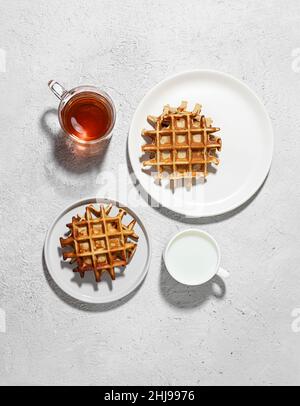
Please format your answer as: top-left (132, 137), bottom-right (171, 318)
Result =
top-left (60, 204), bottom-right (139, 282)
top-left (141, 101), bottom-right (222, 181)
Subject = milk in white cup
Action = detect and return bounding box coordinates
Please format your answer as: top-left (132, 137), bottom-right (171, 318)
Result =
top-left (163, 229), bottom-right (228, 285)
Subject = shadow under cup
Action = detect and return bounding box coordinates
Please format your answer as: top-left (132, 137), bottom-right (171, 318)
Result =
top-left (57, 86), bottom-right (116, 145)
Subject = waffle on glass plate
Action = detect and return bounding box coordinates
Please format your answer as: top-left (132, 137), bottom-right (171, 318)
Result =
top-left (141, 101), bottom-right (222, 183)
top-left (60, 204), bottom-right (139, 282)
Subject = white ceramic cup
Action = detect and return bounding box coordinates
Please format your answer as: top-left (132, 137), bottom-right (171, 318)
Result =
top-left (163, 228), bottom-right (229, 286)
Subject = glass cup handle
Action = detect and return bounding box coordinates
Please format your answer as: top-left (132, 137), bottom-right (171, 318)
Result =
top-left (48, 80), bottom-right (67, 100)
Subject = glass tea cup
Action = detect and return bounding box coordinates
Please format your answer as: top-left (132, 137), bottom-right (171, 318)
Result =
top-left (48, 80), bottom-right (116, 145)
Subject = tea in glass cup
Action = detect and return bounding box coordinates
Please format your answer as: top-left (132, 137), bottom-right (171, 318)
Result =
top-left (48, 81), bottom-right (116, 144)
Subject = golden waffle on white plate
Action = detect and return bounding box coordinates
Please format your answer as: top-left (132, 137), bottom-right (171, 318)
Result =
top-left (60, 204), bottom-right (138, 282)
top-left (141, 101), bottom-right (222, 181)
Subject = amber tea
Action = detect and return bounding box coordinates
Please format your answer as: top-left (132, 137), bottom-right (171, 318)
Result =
top-left (61, 93), bottom-right (113, 141)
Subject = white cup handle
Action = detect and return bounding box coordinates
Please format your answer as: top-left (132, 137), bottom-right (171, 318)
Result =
top-left (217, 267), bottom-right (230, 279)
top-left (211, 267), bottom-right (229, 297)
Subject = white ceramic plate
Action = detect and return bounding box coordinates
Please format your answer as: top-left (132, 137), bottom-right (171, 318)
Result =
top-left (128, 70), bottom-right (274, 217)
top-left (44, 197), bottom-right (151, 303)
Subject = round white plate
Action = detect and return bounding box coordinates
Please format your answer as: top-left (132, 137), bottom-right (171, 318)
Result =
top-left (44, 197), bottom-right (151, 304)
top-left (128, 70), bottom-right (274, 217)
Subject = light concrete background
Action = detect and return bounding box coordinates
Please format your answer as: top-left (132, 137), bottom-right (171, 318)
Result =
top-left (0, 0), bottom-right (300, 386)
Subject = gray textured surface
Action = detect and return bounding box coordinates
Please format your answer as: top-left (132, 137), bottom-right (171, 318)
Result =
top-left (0, 0), bottom-right (300, 386)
